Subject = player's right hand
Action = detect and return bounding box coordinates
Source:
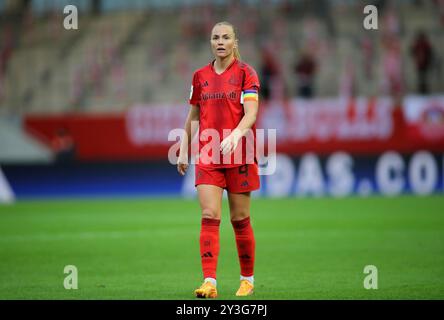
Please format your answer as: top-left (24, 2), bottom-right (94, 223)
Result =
top-left (177, 155), bottom-right (189, 176)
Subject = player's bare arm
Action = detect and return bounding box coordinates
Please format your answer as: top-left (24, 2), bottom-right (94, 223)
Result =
top-left (220, 99), bottom-right (258, 155)
top-left (178, 104), bottom-right (199, 176)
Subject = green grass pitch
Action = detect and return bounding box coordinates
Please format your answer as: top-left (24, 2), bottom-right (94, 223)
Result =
top-left (0, 196), bottom-right (443, 299)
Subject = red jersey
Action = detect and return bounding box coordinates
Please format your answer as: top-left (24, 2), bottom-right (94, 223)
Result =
top-left (189, 58), bottom-right (260, 168)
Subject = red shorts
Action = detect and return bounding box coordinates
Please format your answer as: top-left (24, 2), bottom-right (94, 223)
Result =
top-left (195, 164), bottom-right (260, 193)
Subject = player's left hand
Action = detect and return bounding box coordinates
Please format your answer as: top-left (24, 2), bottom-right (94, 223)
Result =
top-left (220, 129), bottom-right (242, 155)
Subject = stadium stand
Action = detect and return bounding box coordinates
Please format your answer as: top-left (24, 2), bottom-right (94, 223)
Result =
top-left (0, 0), bottom-right (443, 114)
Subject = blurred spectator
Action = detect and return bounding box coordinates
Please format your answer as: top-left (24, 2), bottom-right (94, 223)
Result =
top-left (150, 43), bottom-right (167, 83)
top-left (0, 66), bottom-right (4, 104)
top-left (103, 25), bottom-right (117, 65)
top-left (280, 0), bottom-right (297, 18)
top-left (361, 36), bottom-right (375, 81)
top-left (48, 8), bottom-right (62, 42)
top-left (52, 128), bottom-right (76, 163)
top-left (111, 56), bottom-right (127, 101)
top-left (381, 36), bottom-right (403, 100)
top-left (339, 57), bottom-right (357, 99)
top-left (174, 41), bottom-right (191, 84)
top-left (0, 25), bottom-right (14, 105)
top-left (433, 0), bottom-right (444, 26)
top-left (201, 2), bottom-right (215, 35)
top-left (410, 31), bottom-right (434, 95)
top-left (382, 3), bottom-right (401, 38)
top-left (294, 50), bottom-right (317, 98)
top-left (0, 26), bottom-right (13, 74)
top-left (301, 17), bottom-right (323, 56)
top-left (259, 46), bottom-right (280, 102)
top-left (71, 66), bottom-right (84, 106)
top-left (179, 6), bottom-right (194, 40)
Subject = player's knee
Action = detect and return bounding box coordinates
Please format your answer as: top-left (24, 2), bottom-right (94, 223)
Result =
top-left (202, 208), bottom-right (220, 220)
top-left (230, 209), bottom-right (250, 221)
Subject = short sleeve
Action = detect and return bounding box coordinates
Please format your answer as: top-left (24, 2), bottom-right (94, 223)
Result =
top-left (242, 65), bottom-right (260, 92)
top-left (241, 65), bottom-right (260, 103)
top-left (189, 72), bottom-right (201, 106)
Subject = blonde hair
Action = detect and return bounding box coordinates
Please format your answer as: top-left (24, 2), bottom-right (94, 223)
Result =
top-left (213, 21), bottom-right (241, 60)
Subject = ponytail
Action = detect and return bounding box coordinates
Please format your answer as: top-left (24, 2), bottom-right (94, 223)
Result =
top-left (233, 46), bottom-right (241, 60)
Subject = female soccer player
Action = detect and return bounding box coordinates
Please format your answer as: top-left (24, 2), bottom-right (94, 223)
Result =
top-left (177, 21), bottom-right (260, 298)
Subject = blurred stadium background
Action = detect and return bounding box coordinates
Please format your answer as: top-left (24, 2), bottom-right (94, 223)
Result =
top-left (0, 0), bottom-right (443, 299)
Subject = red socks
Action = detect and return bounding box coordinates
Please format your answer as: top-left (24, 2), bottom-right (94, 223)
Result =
top-left (199, 217), bottom-right (255, 280)
top-left (200, 218), bottom-right (220, 279)
top-left (231, 216), bottom-right (255, 277)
